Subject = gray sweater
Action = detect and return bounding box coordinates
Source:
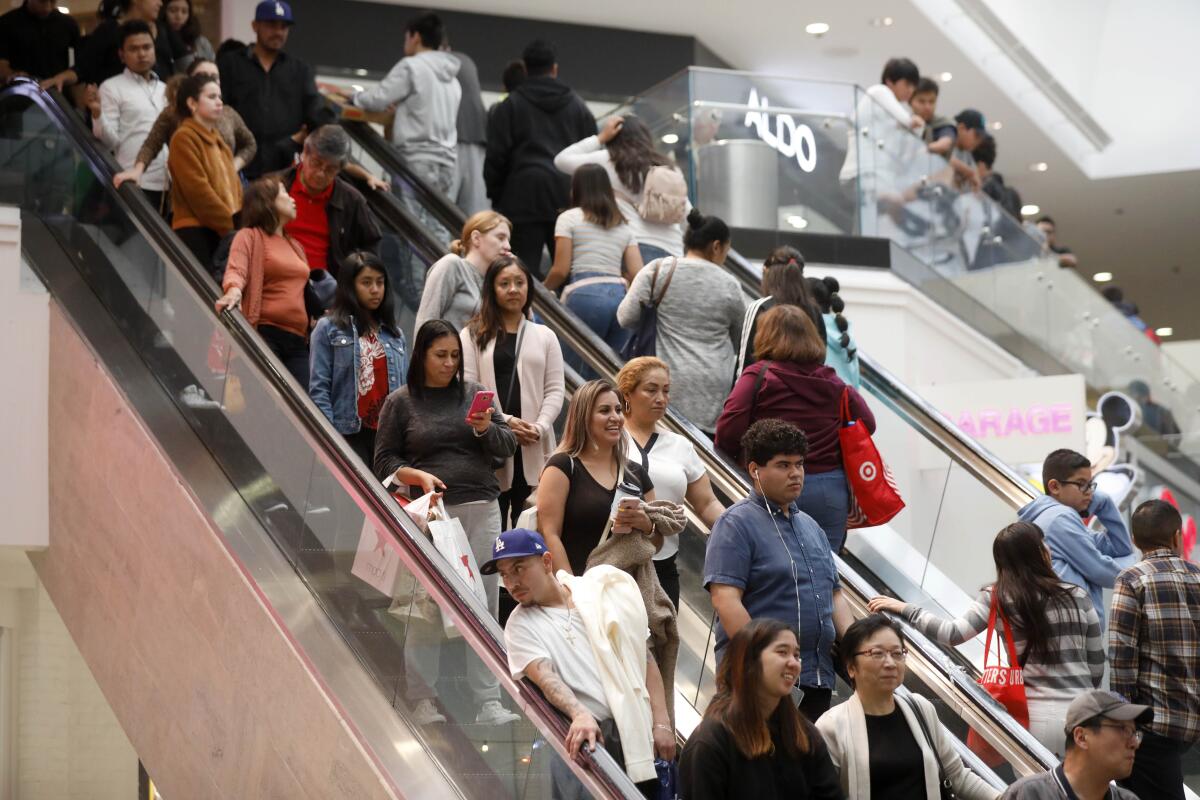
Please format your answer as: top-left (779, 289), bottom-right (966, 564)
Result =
top-left (373, 381), bottom-right (517, 504)
top-left (617, 256), bottom-right (745, 431)
top-left (1001, 768), bottom-right (1138, 799)
top-left (414, 254), bottom-right (483, 333)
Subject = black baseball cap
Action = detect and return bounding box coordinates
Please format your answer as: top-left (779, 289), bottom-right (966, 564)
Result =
top-left (955, 109), bottom-right (986, 131)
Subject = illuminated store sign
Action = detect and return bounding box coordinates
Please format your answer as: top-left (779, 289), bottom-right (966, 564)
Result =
top-left (743, 88), bottom-right (817, 173)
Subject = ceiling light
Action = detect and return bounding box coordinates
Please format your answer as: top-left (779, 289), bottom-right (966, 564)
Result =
top-left (786, 215), bottom-right (809, 230)
top-left (939, 72), bottom-right (953, 82)
top-left (1020, 204), bottom-right (1040, 216)
top-left (1092, 272), bottom-right (1113, 283)
top-left (350, 84), bottom-right (364, 92)
top-left (354, 68), bottom-right (368, 76)
top-left (1030, 161), bottom-right (1049, 172)
top-left (805, 22), bottom-right (831, 35)
top-left (481, 743), bottom-right (490, 753)
top-left (990, 121), bottom-right (1003, 130)
top-left (661, 133), bottom-right (679, 145)
top-left (57, 5), bottom-right (69, 12)
top-left (870, 16), bottom-right (894, 26)
top-left (1156, 327), bottom-right (1174, 337)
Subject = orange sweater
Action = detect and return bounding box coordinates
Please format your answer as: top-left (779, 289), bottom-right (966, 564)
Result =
top-left (168, 117), bottom-right (242, 234)
top-left (223, 228), bottom-right (310, 338)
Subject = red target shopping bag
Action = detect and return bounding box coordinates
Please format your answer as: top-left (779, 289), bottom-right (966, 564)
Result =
top-left (839, 388), bottom-right (904, 528)
top-left (967, 590), bottom-right (1030, 766)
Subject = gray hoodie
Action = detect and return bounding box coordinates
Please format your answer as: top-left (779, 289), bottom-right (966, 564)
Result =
top-left (353, 50), bottom-right (461, 167)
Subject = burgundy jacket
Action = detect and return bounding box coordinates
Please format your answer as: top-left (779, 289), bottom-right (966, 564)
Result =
top-left (715, 359), bottom-right (876, 473)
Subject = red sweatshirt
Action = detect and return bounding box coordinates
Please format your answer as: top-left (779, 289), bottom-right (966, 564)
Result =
top-left (715, 359), bottom-right (876, 473)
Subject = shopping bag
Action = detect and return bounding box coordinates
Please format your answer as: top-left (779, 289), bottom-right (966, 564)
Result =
top-left (351, 516), bottom-right (401, 596)
top-left (427, 498), bottom-right (488, 639)
top-left (967, 590), bottom-right (1030, 766)
top-left (839, 388), bottom-right (904, 528)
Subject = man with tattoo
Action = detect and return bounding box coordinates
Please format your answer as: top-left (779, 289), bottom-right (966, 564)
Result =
top-left (482, 528), bottom-right (674, 798)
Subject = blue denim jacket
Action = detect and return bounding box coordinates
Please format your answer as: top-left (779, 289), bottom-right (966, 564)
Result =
top-left (309, 315), bottom-right (408, 434)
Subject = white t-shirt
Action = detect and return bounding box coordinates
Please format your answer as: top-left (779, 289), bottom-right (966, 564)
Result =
top-left (505, 602), bottom-right (612, 721)
top-left (625, 430), bottom-right (705, 560)
top-left (554, 207), bottom-right (636, 278)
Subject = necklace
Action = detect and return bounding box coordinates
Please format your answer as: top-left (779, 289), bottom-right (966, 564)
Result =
top-left (543, 585), bottom-right (578, 645)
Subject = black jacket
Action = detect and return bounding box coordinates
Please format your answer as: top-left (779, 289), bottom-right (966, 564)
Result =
top-left (982, 171), bottom-right (1022, 220)
top-left (484, 75), bottom-right (596, 222)
top-left (75, 18), bottom-right (178, 85)
top-left (679, 716), bottom-right (844, 800)
top-left (277, 165), bottom-right (382, 279)
top-left (218, 47), bottom-right (334, 178)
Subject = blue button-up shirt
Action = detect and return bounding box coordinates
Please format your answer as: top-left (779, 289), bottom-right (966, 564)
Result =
top-left (703, 491), bottom-right (840, 688)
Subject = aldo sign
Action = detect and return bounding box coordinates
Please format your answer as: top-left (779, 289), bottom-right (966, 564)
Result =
top-left (743, 88), bottom-right (818, 173)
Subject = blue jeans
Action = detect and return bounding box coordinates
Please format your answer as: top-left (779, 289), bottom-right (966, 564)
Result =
top-left (638, 243), bottom-right (672, 264)
top-left (562, 276), bottom-right (630, 377)
top-left (799, 468), bottom-right (850, 553)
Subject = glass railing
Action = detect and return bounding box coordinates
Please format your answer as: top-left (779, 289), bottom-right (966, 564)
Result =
top-left (0, 81), bottom-right (642, 800)
top-left (626, 66), bottom-right (1200, 462)
top-left (340, 118), bottom-right (1057, 783)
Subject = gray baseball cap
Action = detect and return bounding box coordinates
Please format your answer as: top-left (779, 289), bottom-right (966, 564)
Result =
top-left (1063, 690), bottom-right (1153, 736)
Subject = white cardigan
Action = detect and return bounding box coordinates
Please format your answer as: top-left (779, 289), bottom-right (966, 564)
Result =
top-left (460, 318), bottom-right (565, 490)
top-left (815, 693), bottom-right (998, 800)
top-left (559, 566), bottom-right (655, 783)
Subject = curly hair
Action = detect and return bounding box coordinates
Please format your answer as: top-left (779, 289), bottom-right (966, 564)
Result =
top-left (740, 418), bottom-right (808, 467)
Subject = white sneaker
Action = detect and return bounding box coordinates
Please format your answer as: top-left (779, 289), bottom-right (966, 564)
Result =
top-left (178, 384), bottom-right (221, 410)
top-left (475, 700), bottom-right (519, 726)
top-left (412, 699), bottom-right (446, 725)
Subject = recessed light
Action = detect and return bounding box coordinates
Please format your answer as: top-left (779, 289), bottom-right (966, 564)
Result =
top-left (1092, 272), bottom-right (1114, 283)
top-left (57, 5), bottom-right (69, 12)
top-left (870, 16), bottom-right (894, 26)
top-left (1020, 204), bottom-right (1040, 216)
top-left (661, 133), bottom-right (679, 145)
top-left (1156, 327), bottom-right (1174, 337)
top-left (990, 121), bottom-right (1003, 130)
top-left (939, 72), bottom-right (953, 82)
top-left (354, 68), bottom-right (368, 76)
top-left (1029, 161), bottom-right (1049, 172)
top-left (805, 22), bottom-right (831, 35)
top-left (786, 215), bottom-right (809, 229)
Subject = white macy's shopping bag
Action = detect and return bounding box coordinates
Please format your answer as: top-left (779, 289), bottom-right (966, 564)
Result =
top-left (425, 497), bottom-right (488, 639)
top-left (351, 517), bottom-right (401, 596)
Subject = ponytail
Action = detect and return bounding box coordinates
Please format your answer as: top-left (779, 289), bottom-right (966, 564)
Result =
top-left (450, 238), bottom-right (468, 257)
top-left (762, 246), bottom-right (814, 309)
top-left (807, 276), bottom-right (857, 362)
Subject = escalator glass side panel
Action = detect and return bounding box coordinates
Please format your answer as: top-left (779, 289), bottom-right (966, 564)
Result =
top-left (0, 86), bottom-right (640, 800)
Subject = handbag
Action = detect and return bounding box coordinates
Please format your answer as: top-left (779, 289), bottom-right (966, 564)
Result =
top-left (966, 589), bottom-right (1030, 766)
top-left (901, 694), bottom-right (958, 800)
top-left (620, 257), bottom-right (677, 360)
top-left (838, 387), bottom-right (904, 528)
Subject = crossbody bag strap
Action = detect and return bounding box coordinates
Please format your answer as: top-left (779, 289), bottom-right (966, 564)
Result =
top-left (596, 459), bottom-right (626, 547)
top-left (902, 695), bottom-right (951, 790)
top-left (653, 256), bottom-right (678, 307)
top-left (501, 321), bottom-right (527, 414)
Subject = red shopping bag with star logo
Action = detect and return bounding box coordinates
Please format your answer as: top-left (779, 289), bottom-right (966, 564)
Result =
top-left (839, 388), bottom-right (904, 528)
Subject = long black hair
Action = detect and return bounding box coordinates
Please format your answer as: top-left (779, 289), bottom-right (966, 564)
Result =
top-left (329, 251), bottom-right (398, 336)
top-left (406, 319), bottom-right (463, 401)
top-left (807, 275), bottom-right (857, 362)
top-left (160, 0), bottom-right (203, 48)
top-left (467, 254), bottom-right (533, 349)
top-left (570, 164), bottom-right (625, 229)
top-left (991, 521), bottom-right (1082, 666)
top-left (606, 115), bottom-right (671, 195)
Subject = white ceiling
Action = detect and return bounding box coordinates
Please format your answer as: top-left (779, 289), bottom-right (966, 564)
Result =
top-left (383, 0), bottom-right (1200, 338)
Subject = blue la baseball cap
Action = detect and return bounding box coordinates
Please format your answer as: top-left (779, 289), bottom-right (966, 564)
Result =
top-left (255, 0), bottom-right (294, 24)
top-left (480, 528), bottom-right (547, 575)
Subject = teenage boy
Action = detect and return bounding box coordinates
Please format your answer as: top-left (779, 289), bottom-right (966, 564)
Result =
top-left (704, 418), bottom-right (854, 722)
top-left (1017, 449), bottom-right (1135, 628)
top-left (1109, 499), bottom-right (1200, 800)
top-left (910, 76), bottom-right (956, 156)
top-left (91, 21), bottom-right (168, 210)
top-left (349, 11), bottom-right (461, 228)
top-left (1002, 690), bottom-right (1149, 799)
top-left (947, 108), bottom-right (988, 190)
top-left (486, 529), bottom-right (674, 798)
top-left (974, 134), bottom-right (1022, 219)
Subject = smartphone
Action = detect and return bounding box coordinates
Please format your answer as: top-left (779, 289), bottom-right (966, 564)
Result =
top-left (466, 390), bottom-right (495, 420)
top-left (610, 493), bottom-right (641, 534)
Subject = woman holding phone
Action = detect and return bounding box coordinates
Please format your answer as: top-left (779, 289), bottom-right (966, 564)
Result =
top-left (461, 255), bottom-right (565, 528)
top-left (536, 379), bottom-right (657, 575)
top-left (373, 318), bottom-right (521, 726)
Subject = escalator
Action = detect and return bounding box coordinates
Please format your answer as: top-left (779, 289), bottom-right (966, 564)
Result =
top-left (339, 117), bottom-right (1062, 785)
top-left (0, 82), bottom-right (643, 799)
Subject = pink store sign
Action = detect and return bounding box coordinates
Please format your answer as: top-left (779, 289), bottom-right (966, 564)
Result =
top-left (955, 404), bottom-right (1073, 440)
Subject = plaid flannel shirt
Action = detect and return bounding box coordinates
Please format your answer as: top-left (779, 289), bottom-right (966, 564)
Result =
top-left (1108, 548), bottom-right (1200, 742)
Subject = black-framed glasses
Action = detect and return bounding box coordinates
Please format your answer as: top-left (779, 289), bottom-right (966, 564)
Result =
top-left (1097, 723), bottom-right (1143, 744)
top-left (853, 647), bottom-right (908, 662)
top-left (1060, 479), bottom-right (1097, 493)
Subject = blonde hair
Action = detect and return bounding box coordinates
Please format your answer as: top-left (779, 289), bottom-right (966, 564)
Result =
top-left (556, 379), bottom-right (628, 467)
top-left (616, 356), bottom-right (669, 401)
top-left (450, 210), bottom-right (512, 257)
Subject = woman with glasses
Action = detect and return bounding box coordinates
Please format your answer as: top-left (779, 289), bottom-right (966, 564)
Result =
top-left (816, 614), bottom-right (998, 799)
top-left (870, 521), bottom-right (1104, 758)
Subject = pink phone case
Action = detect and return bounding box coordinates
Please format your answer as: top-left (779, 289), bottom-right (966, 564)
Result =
top-left (467, 390), bottom-right (495, 418)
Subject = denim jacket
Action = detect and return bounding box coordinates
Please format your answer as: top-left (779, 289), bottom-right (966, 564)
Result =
top-left (309, 315), bottom-right (408, 434)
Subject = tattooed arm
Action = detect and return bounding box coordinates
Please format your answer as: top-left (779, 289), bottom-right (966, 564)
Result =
top-left (524, 657), bottom-right (602, 757)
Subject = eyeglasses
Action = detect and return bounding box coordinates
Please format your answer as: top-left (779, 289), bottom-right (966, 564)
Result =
top-left (1096, 723), bottom-right (1143, 744)
top-left (853, 648), bottom-right (908, 663)
top-left (1059, 479), bottom-right (1097, 493)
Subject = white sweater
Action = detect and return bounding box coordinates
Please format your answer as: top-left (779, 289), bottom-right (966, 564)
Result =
top-left (559, 566), bottom-right (656, 782)
top-left (553, 135), bottom-right (687, 256)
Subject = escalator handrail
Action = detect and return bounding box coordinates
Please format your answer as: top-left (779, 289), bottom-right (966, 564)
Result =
top-left (12, 80), bottom-right (642, 800)
top-left (348, 120), bottom-right (1058, 775)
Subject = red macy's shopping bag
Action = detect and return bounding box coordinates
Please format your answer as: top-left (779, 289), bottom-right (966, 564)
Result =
top-left (968, 590), bottom-right (1030, 766)
top-left (839, 389), bottom-right (904, 528)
